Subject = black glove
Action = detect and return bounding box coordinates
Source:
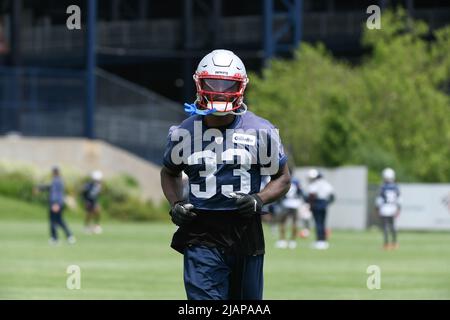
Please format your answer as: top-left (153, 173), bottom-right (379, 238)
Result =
top-left (231, 192), bottom-right (264, 218)
top-left (170, 201), bottom-right (196, 226)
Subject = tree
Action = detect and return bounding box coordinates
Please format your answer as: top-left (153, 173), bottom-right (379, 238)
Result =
top-left (247, 8), bottom-right (450, 182)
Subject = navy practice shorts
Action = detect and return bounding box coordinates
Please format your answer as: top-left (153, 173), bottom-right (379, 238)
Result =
top-left (183, 245), bottom-right (264, 300)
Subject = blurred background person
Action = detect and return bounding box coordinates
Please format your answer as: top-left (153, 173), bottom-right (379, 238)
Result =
top-left (82, 170), bottom-right (103, 234)
top-left (297, 198), bottom-right (312, 239)
top-left (375, 168), bottom-right (401, 250)
top-left (260, 175), bottom-right (280, 235)
top-left (263, 198), bottom-right (284, 237)
top-left (306, 169), bottom-right (335, 250)
top-left (276, 175), bottom-right (303, 249)
top-left (36, 166), bottom-right (75, 245)
top-left (261, 175), bottom-right (292, 239)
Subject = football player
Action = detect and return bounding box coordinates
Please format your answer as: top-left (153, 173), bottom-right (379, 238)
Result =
top-left (306, 169), bottom-right (335, 250)
top-left (82, 170), bottom-right (103, 234)
top-left (160, 49), bottom-right (291, 300)
top-left (276, 175), bottom-right (303, 249)
top-left (36, 166), bottom-right (76, 245)
top-left (375, 168), bottom-right (401, 250)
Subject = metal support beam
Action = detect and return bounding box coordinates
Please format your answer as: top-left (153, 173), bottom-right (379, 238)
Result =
top-left (293, 0), bottom-right (302, 49)
top-left (10, 0), bottom-right (22, 66)
top-left (85, 0), bottom-right (97, 139)
top-left (263, 0), bottom-right (274, 63)
top-left (263, 0), bottom-right (302, 65)
top-left (406, 0), bottom-right (414, 16)
top-left (182, 0), bottom-right (194, 103)
top-left (111, 0), bottom-right (120, 20)
top-left (211, 0), bottom-right (222, 47)
top-left (139, 0), bottom-right (149, 21)
top-left (327, 0), bottom-right (335, 13)
top-left (9, 0), bottom-right (22, 133)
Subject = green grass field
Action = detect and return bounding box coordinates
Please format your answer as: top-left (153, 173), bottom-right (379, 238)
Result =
top-left (1, 195), bottom-right (449, 299)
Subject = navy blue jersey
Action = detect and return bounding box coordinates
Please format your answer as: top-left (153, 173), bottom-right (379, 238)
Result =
top-left (49, 177), bottom-right (65, 206)
top-left (82, 181), bottom-right (102, 203)
top-left (376, 182), bottom-right (401, 216)
top-left (163, 112), bottom-right (287, 212)
top-left (377, 183), bottom-right (400, 203)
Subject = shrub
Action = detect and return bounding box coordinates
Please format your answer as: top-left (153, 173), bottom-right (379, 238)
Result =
top-left (0, 163), bottom-right (169, 222)
top-left (0, 171), bottom-right (36, 202)
top-left (107, 197), bottom-right (170, 222)
top-left (248, 8), bottom-right (450, 182)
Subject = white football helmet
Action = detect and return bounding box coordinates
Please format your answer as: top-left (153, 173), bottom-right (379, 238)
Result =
top-left (91, 170), bottom-right (103, 181)
top-left (193, 49), bottom-right (248, 115)
top-left (308, 168), bottom-right (320, 180)
top-left (382, 168), bottom-right (395, 182)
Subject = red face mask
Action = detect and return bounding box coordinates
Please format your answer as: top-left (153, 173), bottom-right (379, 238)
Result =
top-left (195, 74), bottom-right (247, 113)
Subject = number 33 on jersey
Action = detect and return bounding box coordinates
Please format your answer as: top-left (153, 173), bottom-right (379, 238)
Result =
top-left (163, 112), bottom-right (287, 211)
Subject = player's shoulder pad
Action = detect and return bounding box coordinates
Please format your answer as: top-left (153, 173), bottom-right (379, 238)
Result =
top-left (381, 183), bottom-right (393, 192)
top-left (240, 111), bottom-right (278, 131)
top-left (179, 114), bottom-right (202, 128)
top-left (167, 115), bottom-right (202, 137)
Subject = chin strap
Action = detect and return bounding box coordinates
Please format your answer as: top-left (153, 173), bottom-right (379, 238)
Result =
top-left (231, 103), bottom-right (248, 116)
top-left (183, 102), bottom-right (248, 116)
top-left (184, 103), bottom-right (216, 116)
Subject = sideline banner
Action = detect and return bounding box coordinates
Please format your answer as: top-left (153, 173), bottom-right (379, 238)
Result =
top-left (397, 184), bottom-right (450, 230)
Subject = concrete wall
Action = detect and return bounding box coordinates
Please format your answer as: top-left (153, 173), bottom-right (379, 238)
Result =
top-left (0, 136), bottom-right (164, 202)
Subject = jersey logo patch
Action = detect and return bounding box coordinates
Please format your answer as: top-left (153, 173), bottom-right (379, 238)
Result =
top-left (232, 133), bottom-right (256, 146)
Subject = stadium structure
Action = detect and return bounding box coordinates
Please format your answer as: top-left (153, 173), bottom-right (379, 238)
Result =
top-left (0, 0), bottom-right (449, 164)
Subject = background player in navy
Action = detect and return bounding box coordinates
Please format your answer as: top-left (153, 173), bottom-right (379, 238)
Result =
top-left (375, 168), bottom-right (401, 250)
top-left (36, 166), bottom-right (75, 245)
top-left (260, 175), bottom-right (283, 236)
top-left (82, 170), bottom-right (103, 234)
top-left (160, 49), bottom-right (291, 300)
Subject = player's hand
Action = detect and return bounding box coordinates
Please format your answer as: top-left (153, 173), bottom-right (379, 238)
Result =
top-left (170, 202), bottom-right (196, 226)
top-left (51, 203), bottom-right (60, 213)
top-left (230, 192), bottom-right (263, 218)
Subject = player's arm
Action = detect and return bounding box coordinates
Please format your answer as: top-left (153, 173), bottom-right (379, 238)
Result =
top-left (395, 190), bottom-right (402, 217)
top-left (307, 192), bottom-right (317, 205)
top-left (296, 183), bottom-right (304, 199)
top-left (233, 163), bottom-right (290, 218)
top-left (160, 166), bottom-right (185, 206)
top-left (328, 193), bottom-right (335, 204)
top-left (160, 166), bottom-right (196, 226)
top-left (257, 162), bottom-right (291, 205)
top-left (374, 192), bottom-right (383, 216)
